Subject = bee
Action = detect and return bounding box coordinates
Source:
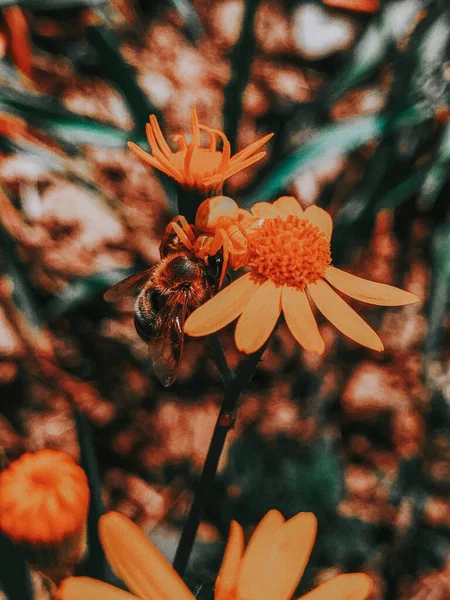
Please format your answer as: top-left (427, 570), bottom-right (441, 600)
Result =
top-left (104, 239), bottom-right (221, 387)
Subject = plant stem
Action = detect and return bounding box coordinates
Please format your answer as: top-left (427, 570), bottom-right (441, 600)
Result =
top-left (172, 343), bottom-right (266, 576)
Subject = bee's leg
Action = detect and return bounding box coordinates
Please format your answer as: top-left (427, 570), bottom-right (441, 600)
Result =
top-left (161, 219), bottom-right (195, 255)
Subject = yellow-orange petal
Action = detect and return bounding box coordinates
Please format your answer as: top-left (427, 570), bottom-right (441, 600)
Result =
top-left (216, 521), bottom-right (244, 600)
top-left (99, 512), bottom-right (194, 600)
top-left (238, 513), bottom-right (316, 600)
top-left (251, 202), bottom-right (279, 218)
top-left (59, 577), bottom-right (140, 600)
top-left (282, 287), bottom-right (325, 354)
top-left (324, 266), bottom-right (420, 306)
top-left (223, 152), bottom-right (267, 180)
top-left (297, 573), bottom-right (373, 600)
top-left (235, 279), bottom-right (282, 353)
top-left (229, 133), bottom-right (274, 163)
top-left (304, 206), bottom-right (333, 241)
top-left (127, 142), bottom-right (176, 180)
top-left (185, 273), bottom-right (262, 337)
top-left (322, 0), bottom-right (379, 14)
top-left (308, 280), bottom-right (383, 352)
top-left (273, 196), bottom-right (304, 217)
top-left (238, 510), bottom-right (285, 599)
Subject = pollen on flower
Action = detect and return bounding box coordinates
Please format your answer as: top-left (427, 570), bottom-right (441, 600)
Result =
top-left (248, 215), bottom-right (331, 289)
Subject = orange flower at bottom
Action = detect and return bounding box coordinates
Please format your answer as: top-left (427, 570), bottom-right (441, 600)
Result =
top-left (185, 197), bottom-right (419, 354)
top-left (59, 510), bottom-right (372, 600)
top-left (0, 449), bottom-right (90, 568)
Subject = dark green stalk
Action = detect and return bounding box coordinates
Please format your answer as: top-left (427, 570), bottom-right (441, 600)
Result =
top-left (172, 343), bottom-right (266, 576)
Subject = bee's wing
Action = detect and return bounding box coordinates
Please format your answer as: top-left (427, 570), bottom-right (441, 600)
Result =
top-left (148, 294), bottom-right (189, 387)
top-left (103, 268), bottom-right (154, 302)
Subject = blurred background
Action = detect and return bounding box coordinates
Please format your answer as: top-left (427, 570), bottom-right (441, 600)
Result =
top-left (0, 0), bottom-right (449, 598)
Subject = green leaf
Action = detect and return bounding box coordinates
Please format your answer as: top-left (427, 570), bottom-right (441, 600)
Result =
top-left (424, 214), bottom-right (450, 359)
top-left (74, 410), bottom-right (115, 583)
top-left (0, 533), bottom-right (34, 600)
top-left (85, 23), bottom-right (160, 131)
top-left (0, 216), bottom-right (43, 329)
top-left (167, 0), bottom-right (204, 42)
top-left (0, 86), bottom-right (129, 148)
top-left (43, 268), bottom-right (134, 321)
top-left (223, 0), bottom-right (261, 153)
top-left (0, 0), bottom-right (107, 6)
top-left (419, 123), bottom-right (450, 209)
top-left (319, 0), bottom-right (424, 111)
top-left (242, 105), bottom-right (431, 206)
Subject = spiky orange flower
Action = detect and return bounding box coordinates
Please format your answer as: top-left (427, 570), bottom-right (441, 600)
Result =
top-left (185, 196), bottom-right (419, 354)
top-left (128, 109), bottom-right (273, 195)
top-left (0, 449), bottom-right (89, 554)
top-left (59, 510), bottom-right (372, 600)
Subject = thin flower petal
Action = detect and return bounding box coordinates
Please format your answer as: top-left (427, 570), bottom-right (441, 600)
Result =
top-left (216, 521), bottom-right (244, 600)
top-left (128, 142), bottom-right (182, 181)
top-left (235, 279), bottom-right (282, 353)
top-left (99, 512), bottom-right (194, 600)
top-left (238, 510), bottom-right (285, 600)
top-left (238, 513), bottom-right (317, 600)
top-left (273, 196), bottom-right (304, 217)
top-left (282, 287), bottom-right (325, 354)
top-left (185, 273), bottom-right (262, 337)
top-left (304, 206), bottom-right (333, 241)
top-left (324, 266), bottom-right (419, 306)
top-left (59, 577), bottom-right (140, 600)
top-left (149, 115), bottom-right (172, 158)
top-left (229, 133), bottom-right (274, 163)
top-left (308, 280), bottom-right (383, 351)
top-left (223, 152), bottom-right (267, 180)
top-left (251, 202), bottom-right (279, 218)
top-left (297, 573), bottom-right (372, 600)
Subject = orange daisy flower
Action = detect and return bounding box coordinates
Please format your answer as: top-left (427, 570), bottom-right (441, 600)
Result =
top-left (0, 449), bottom-right (90, 568)
top-left (59, 510), bottom-right (372, 600)
top-left (128, 109), bottom-right (273, 196)
top-left (184, 196), bottom-right (419, 354)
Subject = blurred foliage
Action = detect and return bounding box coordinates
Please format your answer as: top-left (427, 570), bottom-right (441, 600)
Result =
top-left (0, 0), bottom-right (449, 599)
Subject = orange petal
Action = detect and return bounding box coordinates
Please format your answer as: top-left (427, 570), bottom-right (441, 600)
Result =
top-left (58, 577), bottom-right (139, 600)
top-left (308, 280), bottom-right (383, 351)
top-left (235, 279), bottom-right (282, 353)
top-left (238, 513), bottom-right (317, 600)
top-left (304, 206), bottom-right (333, 241)
top-left (230, 133), bottom-right (274, 163)
top-left (185, 273), bottom-right (262, 337)
top-left (251, 202), bottom-right (279, 219)
top-left (296, 573), bottom-right (373, 600)
top-left (128, 142), bottom-right (177, 180)
top-left (215, 521), bottom-right (244, 600)
top-left (99, 512), bottom-right (194, 600)
top-left (223, 152), bottom-right (266, 180)
top-left (273, 196), bottom-right (304, 217)
top-left (238, 510), bottom-right (285, 599)
top-left (149, 115), bottom-right (172, 158)
top-left (324, 266), bottom-right (420, 306)
top-left (282, 287), bottom-right (325, 354)
top-left (322, 0), bottom-right (379, 14)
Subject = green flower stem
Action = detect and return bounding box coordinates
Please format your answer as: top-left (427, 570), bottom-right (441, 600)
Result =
top-left (172, 341), bottom-right (266, 577)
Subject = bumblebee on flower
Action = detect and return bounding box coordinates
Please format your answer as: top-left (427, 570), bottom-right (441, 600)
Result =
top-left (128, 110), bottom-right (419, 360)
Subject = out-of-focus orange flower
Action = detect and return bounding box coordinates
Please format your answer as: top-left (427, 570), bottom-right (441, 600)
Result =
top-left (185, 196), bottom-right (419, 354)
top-left (59, 510), bottom-right (372, 600)
top-left (128, 109), bottom-right (273, 196)
top-left (0, 449), bottom-right (89, 567)
top-left (322, 0), bottom-right (379, 13)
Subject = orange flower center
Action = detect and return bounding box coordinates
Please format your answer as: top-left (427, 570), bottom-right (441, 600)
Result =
top-left (170, 148), bottom-right (225, 180)
top-left (248, 215), bottom-right (331, 290)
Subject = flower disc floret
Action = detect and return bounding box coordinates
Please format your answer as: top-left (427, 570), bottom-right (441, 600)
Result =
top-left (248, 215), bottom-right (331, 290)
